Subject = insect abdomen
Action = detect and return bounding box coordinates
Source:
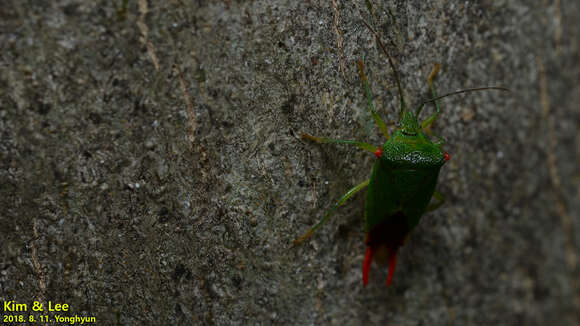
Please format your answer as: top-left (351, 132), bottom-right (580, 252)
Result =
top-left (365, 159), bottom-right (441, 232)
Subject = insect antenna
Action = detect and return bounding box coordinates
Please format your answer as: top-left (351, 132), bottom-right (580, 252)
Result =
top-left (360, 16), bottom-right (407, 115)
top-left (421, 87), bottom-right (510, 106)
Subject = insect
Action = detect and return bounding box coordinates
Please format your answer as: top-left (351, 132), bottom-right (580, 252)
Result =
top-left (294, 19), bottom-right (509, 287)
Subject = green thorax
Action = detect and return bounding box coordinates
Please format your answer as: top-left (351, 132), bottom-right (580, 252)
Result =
top-left (364, 110), bottom-right (446, 234)
top-left (383, 110), bottom-right (445, 168)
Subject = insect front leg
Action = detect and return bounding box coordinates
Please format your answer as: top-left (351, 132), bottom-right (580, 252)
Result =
top-left (357, 60), bottom-right (390, 140)
top-left (293, 179), bottom-right (370, 246)
top-left (426, 190), bottom-right (445, 212)
top-left (421, 63), bottom-right (441, 131)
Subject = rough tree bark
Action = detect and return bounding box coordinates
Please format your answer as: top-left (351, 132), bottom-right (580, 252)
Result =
top-left (1, 1), bottom-right (578, 325)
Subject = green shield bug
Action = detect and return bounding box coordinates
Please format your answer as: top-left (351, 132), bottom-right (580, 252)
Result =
top-left (294, 19), bottom-right (509, 287)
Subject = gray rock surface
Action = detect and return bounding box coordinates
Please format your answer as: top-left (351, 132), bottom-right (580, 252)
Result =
top-left (1, 1), bottom-right (578, 325)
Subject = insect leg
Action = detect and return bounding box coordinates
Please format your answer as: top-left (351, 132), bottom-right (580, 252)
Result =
top-left (426, 190), bottom-right (445, 212)
top-left (432, 134), bottom-right (446, 147)
top-left (301, 133), bottom-right (377, 153)
top-left (357, 60), bottom-right (390, 140)
top-left (293, 179), bottom-right (370, 246)
top-left (421, 63), bottom-right (441, 131)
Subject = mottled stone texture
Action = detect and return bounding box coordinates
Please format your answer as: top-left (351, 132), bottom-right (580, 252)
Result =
top-left (1, 1), bottom-right (578, 325)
